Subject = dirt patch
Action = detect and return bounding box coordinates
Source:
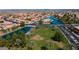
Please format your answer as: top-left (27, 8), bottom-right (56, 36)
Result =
top-left (52, 41), bottom-right (64, 48)
top-left (31, 35), bottom-right (44, 40)
top-left (0, 31), bottom-right (4, 36)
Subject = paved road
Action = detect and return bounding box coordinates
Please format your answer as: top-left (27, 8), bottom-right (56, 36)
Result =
top-left (59, 25), bottom-right (79, 49)
top-left (48, 16), bottom-right (79, 49)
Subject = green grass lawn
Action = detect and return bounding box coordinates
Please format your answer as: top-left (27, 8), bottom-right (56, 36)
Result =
top-left (25, 26), bottom-right (72, 50)
top-left (32, 27), bottom-right (55, 40)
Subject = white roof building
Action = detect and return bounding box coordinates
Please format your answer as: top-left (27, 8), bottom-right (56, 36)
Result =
top-left (42, 19), bottom-right (51, 24)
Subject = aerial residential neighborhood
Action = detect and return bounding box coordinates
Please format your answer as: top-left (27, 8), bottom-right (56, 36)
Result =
top-left (0, 9), bottom-right (79, 50)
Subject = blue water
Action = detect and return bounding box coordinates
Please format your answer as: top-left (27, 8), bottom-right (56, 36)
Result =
top-left (48, 16), bottom-right (64, 25)
top-left (2, 26), bottom-right (32, 39)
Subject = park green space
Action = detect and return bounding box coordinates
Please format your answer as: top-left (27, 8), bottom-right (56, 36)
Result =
top-left (25, 26), bottom-right (72, 50)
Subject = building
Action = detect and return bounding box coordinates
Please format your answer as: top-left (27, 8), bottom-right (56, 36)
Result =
top-left (42, 19), bottom-right (51, 24)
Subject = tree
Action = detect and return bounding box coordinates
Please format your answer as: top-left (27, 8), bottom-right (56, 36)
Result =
top-left (27, 46), bottom-right (33, 50)
top-left (27, 40), bottom-right (36, 50)
top-left (11, 33), bottom-right (18, 47)
top-left (5, 35), bottom-right (12, 49)
top-left (12, 33), bottom-right (17, 41)
top-left (39, 20), bottom-right (42, 25)
top-left (18, 31), bottom-right (26, 47)
top-left (12, 26), bottom-right (18, 30)
top-left (51, 30), bottom-right (62, 42)
top-left (58, 48), bottom-right (64, 50)
top-left (61, 13), bottom-right (79, 24)
top-left (18, 31), bottom-right (25, 40)
top-left (6, 35), bottom-right (11, 40)
top-left (41, 46), bottom-right (48, 50)
top-left (61, 13), bottom-right (71, 24)
top-left (0, 37), bottom-right (5, 47)
top-left (20, 22), bottom-right (25, 27)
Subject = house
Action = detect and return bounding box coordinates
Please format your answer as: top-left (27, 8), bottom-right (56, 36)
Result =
top-left (42, 19), bottom-right (51, 24)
